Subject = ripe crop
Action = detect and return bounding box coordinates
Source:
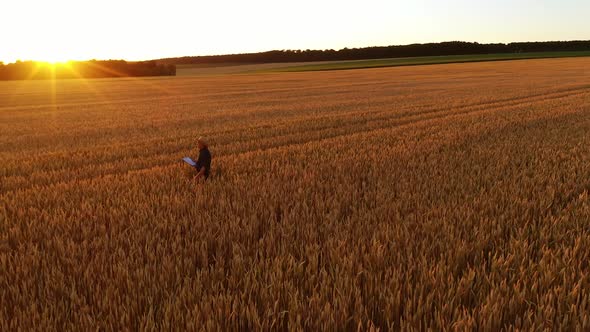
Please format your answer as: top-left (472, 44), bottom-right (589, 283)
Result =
top-left (1, 58), bottom-right (590, 330)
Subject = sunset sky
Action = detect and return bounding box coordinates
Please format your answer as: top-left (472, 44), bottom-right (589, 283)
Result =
top-left (1, 0), bottom-right (589, 64)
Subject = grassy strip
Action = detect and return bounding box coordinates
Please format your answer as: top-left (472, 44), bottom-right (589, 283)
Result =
top-left (263, 51), bottom-right (590, 72)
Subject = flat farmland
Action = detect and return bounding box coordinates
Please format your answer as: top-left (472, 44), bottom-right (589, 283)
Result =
top-left (175, 51), bottom-right (590, 76)
top-left (1, 58), bottom-right (590, 330)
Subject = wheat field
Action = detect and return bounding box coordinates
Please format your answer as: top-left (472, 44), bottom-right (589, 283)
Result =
top-left (1, 58), bottom-right (590, 330)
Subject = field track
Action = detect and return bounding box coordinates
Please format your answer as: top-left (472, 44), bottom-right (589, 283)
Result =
top-left (2, 57), bottom-right (590, 330)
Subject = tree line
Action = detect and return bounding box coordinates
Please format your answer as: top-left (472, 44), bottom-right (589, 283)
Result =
top-left (157, 40), bottom-right (590, 65)
top-left (0, 60), bottom-right (176, 80)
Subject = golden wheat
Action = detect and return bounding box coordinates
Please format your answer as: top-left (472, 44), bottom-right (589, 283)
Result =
top-left (1, 58), bottom-right (590, 330)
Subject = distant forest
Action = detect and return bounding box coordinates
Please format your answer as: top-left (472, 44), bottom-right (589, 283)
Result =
top-left (0, 60), bottom-right (176, 80)
top-left (158, 40), bottom-right (590, 65)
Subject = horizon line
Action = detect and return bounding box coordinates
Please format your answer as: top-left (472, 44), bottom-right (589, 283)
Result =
top-left (2, 38), bottom-right (589, 65)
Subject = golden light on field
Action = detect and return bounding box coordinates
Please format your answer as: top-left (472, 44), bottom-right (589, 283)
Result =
top-left (2, 58), bottom-right (590, 329)
top-left (3, 0), bottom-right (590, 330)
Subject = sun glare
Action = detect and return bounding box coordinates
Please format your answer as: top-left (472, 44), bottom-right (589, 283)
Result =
top-left (43, 56), bottom-right (70, 64)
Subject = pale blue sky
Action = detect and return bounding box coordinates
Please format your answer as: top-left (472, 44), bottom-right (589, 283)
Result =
top-left (1, 0), bottom-right (588, 63)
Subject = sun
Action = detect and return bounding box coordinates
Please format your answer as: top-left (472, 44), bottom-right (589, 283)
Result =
top-left (38, 52), bottom-right (71, 64)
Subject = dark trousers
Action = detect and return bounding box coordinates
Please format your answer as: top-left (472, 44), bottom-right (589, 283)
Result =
top-left (193, 165), bottom-right (208, 180)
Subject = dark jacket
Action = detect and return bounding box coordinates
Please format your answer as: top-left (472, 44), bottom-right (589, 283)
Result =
top-left (195, 147), bottom-right (211, 179)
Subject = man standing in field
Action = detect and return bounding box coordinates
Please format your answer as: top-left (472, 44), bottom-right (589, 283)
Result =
top-left (193, 137), bottom-right (212, 181)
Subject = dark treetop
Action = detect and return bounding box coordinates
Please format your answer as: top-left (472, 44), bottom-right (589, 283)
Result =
top-left (157, 40), bottom-right (590, 65)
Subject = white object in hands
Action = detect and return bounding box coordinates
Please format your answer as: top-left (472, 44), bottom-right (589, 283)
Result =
top-left (182, 157), bottom-right (197, 167)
